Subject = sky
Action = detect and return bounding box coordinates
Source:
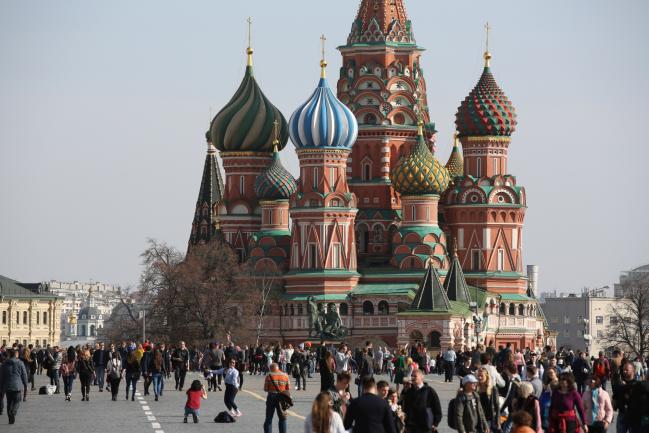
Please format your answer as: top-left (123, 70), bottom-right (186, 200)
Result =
top-left (1, 0), bottom-right (648, 293)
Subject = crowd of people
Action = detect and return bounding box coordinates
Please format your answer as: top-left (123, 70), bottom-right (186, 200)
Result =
top-left (0, 339), bottom-right (648, 432)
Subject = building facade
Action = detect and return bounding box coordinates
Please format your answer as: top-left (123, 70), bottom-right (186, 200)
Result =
top-left (0, 275), bottom-right (62, 347)
top-left (614, 263), bottom-right (649, 297)
top-left (188, 0), bottom-right (552, 350)
top-left (542, 290), bottom-right (623, 356)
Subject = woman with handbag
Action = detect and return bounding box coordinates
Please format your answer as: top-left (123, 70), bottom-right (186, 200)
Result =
top-left (60, 348), bottom-right (77, 402)
top-left (106, 354), bottom-right (122, 401)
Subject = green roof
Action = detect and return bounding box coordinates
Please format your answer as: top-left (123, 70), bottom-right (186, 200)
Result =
top-left (498, 293), bottom-right (535, 301)
top-left (352, 283), bottom-right (418, 297)
top-left (0, 275), bottom-right (59, 300)
top-left (279, 293), bottom-right (349, 302)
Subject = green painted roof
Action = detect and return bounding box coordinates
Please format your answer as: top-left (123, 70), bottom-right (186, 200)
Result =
top-left (280, 293), bottom-right (349, 302)
top-left (444, 254), bottom-right (471, 303)
top-left (284, 270), bottom-right (361, 278)
top-left (0, 275), bottom-right (59, 300)
top-left (352, 283), bottom-right (418, 296)
top-left (498, 293), bottom-right (535, 301)
top-left (410, 265), bottom-right (451, 312)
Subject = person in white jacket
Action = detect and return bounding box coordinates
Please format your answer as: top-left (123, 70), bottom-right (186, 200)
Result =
top-left (304, 392), bottom-right (346, 433)
top-left (209, 358), bottom-right (241, 417)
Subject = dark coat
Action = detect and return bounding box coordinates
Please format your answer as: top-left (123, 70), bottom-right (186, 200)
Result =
top-left (402, 383), bottom-right (443, 432)
top-left (344, 392), bottom-right (397, 433)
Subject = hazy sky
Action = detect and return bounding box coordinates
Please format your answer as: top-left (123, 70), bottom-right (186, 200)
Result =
top-left (1, 0), bottom-right (648, 293)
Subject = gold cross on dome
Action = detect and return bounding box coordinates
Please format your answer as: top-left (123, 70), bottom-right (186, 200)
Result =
top-left (272, 119), bottom-right (280, 151)
top-left (484, 22), bottom-right (491, 53)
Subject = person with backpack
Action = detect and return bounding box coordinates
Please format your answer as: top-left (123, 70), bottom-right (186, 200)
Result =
top-left (106, 353), bottom-right (122, 401)
top-left (592, 352), bottom-right (611, 391)
top-left (60, 347), bottom-right (77, 401)
top-left (357, 348), bottom-right (374, 398)
top-left (402, 369), bottom-right (442, 433)
top-left (451, 374), bottom-right (489, 433)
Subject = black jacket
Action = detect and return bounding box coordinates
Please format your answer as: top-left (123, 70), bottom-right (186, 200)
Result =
top-left (402, 383), bottom-right (443, 432)
top-left (344, 392), bottom-right (397, 433)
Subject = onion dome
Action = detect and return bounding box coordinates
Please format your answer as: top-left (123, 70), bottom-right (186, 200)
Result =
top-left (289, 60), bottom-right (358, 150)
top-left (455, 52), bottom-right (517, 137)
top-left (391, 122), bottom-right (450, 195)
top-left (254, 143), bottom-right (297, 200)
top-left (210, 48), bottom-right (288, 153)
top-left (445, 133), bottom-right (464, 178)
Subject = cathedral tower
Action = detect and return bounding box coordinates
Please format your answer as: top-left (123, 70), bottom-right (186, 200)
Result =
top-left (337, 0), bottom-right (434, 265)
top-left (208, 27), bottom-right (288, 261)
top-left (444, 34), bottom-right (527, 293)
top-left (285, 45), bottom-right (360, 295)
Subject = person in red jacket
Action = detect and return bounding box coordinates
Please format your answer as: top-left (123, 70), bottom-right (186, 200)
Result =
top-left (592, 352), bottom-right (611, 391)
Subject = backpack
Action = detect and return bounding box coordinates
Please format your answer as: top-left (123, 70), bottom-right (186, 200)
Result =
top-left (38, 386), bottom-right (48, 395)
top-left (214, 411), bottom-right (236, 423)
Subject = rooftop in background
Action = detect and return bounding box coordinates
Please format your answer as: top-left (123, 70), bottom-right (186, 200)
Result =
top-left (0, 274), bottom-right (60, 299)
top-left (614, 263), bottom-right (649, 297)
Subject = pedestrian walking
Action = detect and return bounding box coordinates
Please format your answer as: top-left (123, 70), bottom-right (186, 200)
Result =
top-left (343, 377), bottom-right (396, 433)
top-left (60, 347), bottom-right (77, 401)
top-left (320, 349), bottom-right (335, 392)
top-left (305, 392), bottom-right (346, 433)
top-left (92, 342), bottom-right (108, 392)
top-left (106, 353), bottom-right (122, 401)
top-left (548, 372), bottom-right (586, 433)
top-left (0, 348), bottom-right (28, 424)
top-left (184, 380), bottom-right (207, 423)
top-left (47, 346), bottom-right (62, 394)
top-left (443, 346), bottom-right (457, 383)
top-left (291, 344), bottom-right (308, 391)
top-left (582, 376), bottom-right (613, 433)
top-left (263, 362), bottom-right (291, 433)
top-left (476, 367), bottom-right (500, 433)
top-left (77, 349), bottom-right (95, 402)
top-left (454, 374), bottom-right (489, 433)
top-left (402, 369), bottom-right (443, 433)
top-left (148, 346), bottom-right (166, 401)
top-left (124, 350), bottom-right (141, 401)
top-left (172, 341), bottom-right (190, 391)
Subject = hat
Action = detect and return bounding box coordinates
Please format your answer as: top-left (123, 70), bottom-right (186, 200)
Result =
top-left (298, 343), bottom-right (304, 349)
top-left (461, 374), bottom-right (478, 386)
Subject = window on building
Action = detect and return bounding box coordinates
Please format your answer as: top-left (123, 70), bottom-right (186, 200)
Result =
top-left (471, 250), bottom-right (481, 271)
top-left (362, 162), bottom-right (371, 181)
top-left (308, 244), bottom-right (318, 269)
top-left (362, 301), bottom-right (374, 316)
top-left (564, 316), bottom-right (570, 324)
top-left (36, 311), bottom-right (40, 325)
top-left (339, 303), bottom-right (348, 316)
top-left (16, 312), bottom-right (19, 324)
top-left (518, 304), bottom-right (525, 316)
top-left (458, 228), bottom-right (464, 250)
top-left (268, 210), bottom-right (274, 225)
top-left (330, 199), bottom-right (340, 207)
top-left (577, 315), bottom-right (582, 324)
top-left (476, 157), bottom-right (482, 177)
top-left (500, 303), bottom-right (506, 315)
top-left (23, 311), bottom-right (28, 324)
top-left (597, 330), bottom-right (604, 338)
top-left (313, 167), bottom-right (319, 189)
top-left (378, 301), bottom-right (389, 315)
top-left (43, 312), bottom-right (47, 325)
top-left (610, 316), bottom-right (618, 325)
top-left (2, 311), bottom-right (6, 325)
top-left (331, 243), bottom-right (341, 269)
top-left (411, 205), bottom-right (416, 221)
top-left (372, 226), bottom-right (384, 243)
top-left (596, 316), bottom-right (603, 324)
top-left (239, 175), bottom-right (245, 195)
top-left (509, 303), bottom-right (515, 315)
top-left (493, 158), bottom-right (499, 175)
top-left (330, 167), bottom-right (336, 185)
top-left (497, 249), bottom-right (505, 271)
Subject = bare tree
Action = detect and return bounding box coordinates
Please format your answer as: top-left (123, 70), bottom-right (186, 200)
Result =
top-left (603, 272), bottom-right (649, 358)
top-left (247, 268), bottom-right (282, 347)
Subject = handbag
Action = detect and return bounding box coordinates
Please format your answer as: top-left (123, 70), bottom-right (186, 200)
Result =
top-left (269, 376), bottom-right (293, 411)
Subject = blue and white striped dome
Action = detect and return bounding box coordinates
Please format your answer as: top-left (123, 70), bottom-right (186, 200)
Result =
top-left (289, 77), bottom-right (358, 150)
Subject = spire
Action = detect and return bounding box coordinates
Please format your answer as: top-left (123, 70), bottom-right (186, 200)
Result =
top-left (483, 22), bottom-right (492, 68)
top-left (188, 135), bottom-right (225, 249)
top-left (444, 248), bottom-right (472, 303)
top-left (411, 261), bottom-right (451, 311)
top-left (347, 0), bottom-right (415, 46)
top-left (320, 34), bottom-right (327, 79)
top-left (445, 132), bottom-right (464, 178)
top-left (246, 17), bottom-right (254, 67)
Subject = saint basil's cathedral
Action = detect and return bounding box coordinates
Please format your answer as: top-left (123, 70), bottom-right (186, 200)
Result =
top-left (188, 0), bottom-right (555, 350)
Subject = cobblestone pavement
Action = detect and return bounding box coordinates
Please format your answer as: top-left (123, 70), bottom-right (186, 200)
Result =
top-left (5, 371), bottom-right (617, 433)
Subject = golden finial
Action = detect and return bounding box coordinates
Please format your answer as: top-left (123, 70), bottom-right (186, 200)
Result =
top-left (483, 22), bottom-right (492, 68)
top-left (453, 131), bottom-right (459, 147)
top-left (320, 34), bottom-right (328, 78)
top-left (416, 94), bottom-right (425, 136)
top-left (246, 17), bottom-right (254, 67)
top-left (272, 119), bottom-right (280, 152)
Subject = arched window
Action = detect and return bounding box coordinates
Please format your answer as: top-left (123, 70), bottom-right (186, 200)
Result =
top-left (339, 303), bottom-right (348, 316)
top-left (80, 325), bottom-right (86, 337)
top-left (518, 304), bottom-right (525, 316)
top-left (499, 303), bottom-right (506, 315)
top-left (43, 312), bottom-right (47, 325)
top-left (428, 331), bottom-right (441, 348)
top-left (364, 113), bottom-right (377, 125)
top-left (297, 304), bottom-right (303, 316)
top-left (90, 325), bottom-right (96, 337)
top-left (362, 301), bottom-right (374, 316)
top-left (356, 225), bottom-right (369, 254)
top-left (373, 225), bottom-right (384, 243)
top-left (363, 162), bottom-right (372, 180)
top-left (378, 301), bottom-right (389, 315)
top-left (509, 303), bottom-right (515, 315)
top-left (290, 304), bottom-right (295, 316)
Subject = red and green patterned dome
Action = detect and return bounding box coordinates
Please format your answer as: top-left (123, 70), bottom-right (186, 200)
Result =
top-left (254, 145), bottom-right (297, 200)
top-left (455, 57), bottom-right (517, 138)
